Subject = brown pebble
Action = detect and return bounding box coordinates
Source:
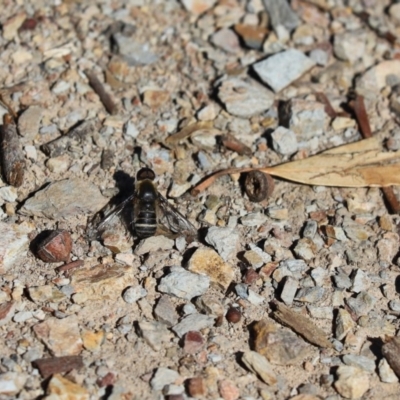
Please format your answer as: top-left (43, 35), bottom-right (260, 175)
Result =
top-left (97, 372), bottom-right (116, 387)
top-left (243, 268), bottom-right (259, 284)
top-left (218, 379), bottom-right (240, 400)
top-left (35, 230), bottom-right (72, 263)
top-left (226, 307), bottom-right (241, 324)
top-left (187, 377), bottom-right (206, 397)
top-left (183, 331), bottom-right (204, 354)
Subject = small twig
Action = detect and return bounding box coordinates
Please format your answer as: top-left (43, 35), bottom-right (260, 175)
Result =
top-left (84, 69), bottom-right (118, 115)
top-left (56, 259), bottom-right (84, 273)
top-left (352, 95), bottom-right (400, 214)
top-left (221, 132), bottom-right (252, 156)
top-left (315, 92), bottom-right (337, 119)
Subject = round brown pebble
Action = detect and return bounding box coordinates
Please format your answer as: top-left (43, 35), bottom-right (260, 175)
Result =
top-left (35, 230), bottom-right (72, 262)
top-left (226, 306), bottom-right (241, 323)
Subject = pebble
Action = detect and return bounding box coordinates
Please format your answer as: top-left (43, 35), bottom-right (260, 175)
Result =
top-left (351, 269), bottom-right (370, 293)
top-left (307, 306), bottom-right (333, 320)
top-left (24, 145), bottom-right (37, 161)
top-left (334, 366), bottom-right (369, 399)
top-left (154, 296), bottom-right (179, 326)
top-left (331, 117), bottom-right (356, 131)
top-left (137, 320), bottom-right (172, 351)
top-left (81, 329), bottom-right (104, 352)
top-left (46, 155), bottom-right (70, 174)
top-left (241, 351), bottom-right (277, 385)
top-left (218, 379), bottom-right (240, 400)
top-left (254, 321), bottom-right (309, 365)
top-left (28, 285), bottom-right (66, 304)
top-left (195, 294), bottom-right (224, 317)
top-left (378, 358), bottom-right (398, 383)
top-left (0, 302), bottom-right (16, 326)
top-left (280, 277), bottom-right (298, 305)
top-left (342, 222), bottom-right (372, 242)
top-left (205, 226), bottom-right (239, 261)
top-left (241, 212), bottom-right (268, 227)
top-left (217, 78), bottom-right (274, 118)
top-left (44, 374), bottom-right (89, 400)
top-left (271, 126), bottom-right (298, 155)
top-left (335, 309), bottom-right (355, 340)
top-left (122, 286), bottom-right (147, 304)
top-left (0, 372), bottom-right (27, 397)
top-left (211, 28), bottom-right (241, 54)
top-left (70, 264), bottom-right (133, 301)
top-left (333, 30), bottom-right (366, 63)
top-left (112, 33), bottom-right (158, 66)
top-left (134, 236), bottom-right (174, 255)
top-left (0, 222), bottom-right (32, 273)
top-left (123, 120), bottom-right (139, 139)
top-left (20, 178), bottom-right (108, 219)
top-left (2, 12), bottom-right (26, 41)
top-left (158, 267), bottom-right (210, 300)
top-left (325, 226), bottom-right (347, 242)
top-left (247, 290), bottom-right (265, 305)
top-left (13, 311), bottom-right (33, 323)
top-left (187, 377), bottom-right (206, 397)
top-left (253, 49), bottom-right (315, 93)
top-left (181, 0), bottom-right (216, 15)
top-left (333, 270), bottom-right (352, 290)
top-left (342, 354), bottom-right (375, 373)
top-left (293, 238), bottom-right (317, 261)
top-left (18, 106), bottom-right (43, 140)
top-left (346, 291), bottom-right (376, 318)
top-left (0, 186), bottom-right (17, 203)
top-left (142, 89), bottom-right (170, 108)
top-left (263, 0), bottom-right (299, 32)
top-left (172, 313), bottom-right (215, 338)
top-left (183, 331), bottom-right (204, 354)
top-left (280, 99), bottom-right (328, 140)
top-left (267, 207), bottom-right (288, 220)
top-left (188, 247), bottom-right (234, 290)
top-left (309, 48), bottom-right (329, 66)
top-left (197, 103), bottom-right (219, 121)
top-left (33, 316), bottom-right (83, 356)
top-left (295, 287), bottom-right (325, 303)
top-left (234, 23), bottom-right (268, 50)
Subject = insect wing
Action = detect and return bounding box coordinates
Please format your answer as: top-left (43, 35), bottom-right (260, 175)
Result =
top-left (157, 194), bottom-right (197, 239)
top-left (86, 194), bottom-right (135, 239)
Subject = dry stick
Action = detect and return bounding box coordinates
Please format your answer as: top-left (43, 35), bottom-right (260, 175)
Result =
top-left (221, 132), bottom-right (252, 156)
top-left (352, 95), bottom-right (400, 214)
top-left (315, 92), bottom-right (337, 119)
top-left (84, 69), bottom-right (118, 115)
top-left (56, 259), bottom-right (84, 273)
top-left (42, 119), bottom-right (99, 157)
top-left (33, 355), bottom-right (84, 378)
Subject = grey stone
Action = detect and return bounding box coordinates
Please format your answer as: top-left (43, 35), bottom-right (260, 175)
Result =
top-left (333, 271), bottom-right (352, 289)
top-left (240, 212), bottom-right (268, 227)
top-left (311, 267), bottom-right (328, 286)
top-left (295, 287), bottom-right (325, 303)
top-left (0, 186), bottom-right (17, 203)
top-left (346, 291), bottom-right (376, 317)
top-left (137, 320), bottom-right (172, 351)
top-left (334, 366), bottom-right (370, 399)
top-left (195, 294), bottom-right (224, 316)
top-left (241, 351), bottom-right (277, 385)
top-left (235, 283), bottom-right (249, 299)
top-left (18, 106), bottom-right (43, 139)
top-left (13, 311), bottom-right (33, 323)
top-left (307, 306), bottom-right (333, 319)
top-left (342, 354), bottom-right (376, 373)
top-left (389, 300), bottom-right (400, 312)
top-left (351, 269), bottom-right (370, 293)
top-left (154, 295), bottom-right (179, 326)
top-left (0, 372), bottom-right (27, 396)
top-left (280, 276), bottom-right (298, 305)
top-left (262, 0), bottom-right (300, 32)
top-left (158, 267), bottom-right (209, 300)
top-left (281, 259), bottom-right (307, 273)
top-left (20, 178), bottom-right (108, 219)
top-left (123, 120), bottom-right (139, 139)
top-left (134, 236), bottom-right (174, 255)
top-left (333, 30), bottom-right (366, 64)
top-left (122, 286), bottom-right (147, 304)
top-left (378, 358), bottom-right (398, 383)
top-left (172, 313), bottom-right (215, 338)
top-left (309, 48), bottom-right (329, 66)
top-left (303, 220), bottom-right (317, 239)
top-left (217, 78), bottom-right (274, 118)
top-left (271, 126), bottom-right (298, 155)
top-left (205, 226), bottom-right (239, 261)
top-left (253, 49), bottom-right (315, 93)
top-left (211, 28), bottom-right (241, 54)
top-left (247, 289), bottom-right (265, 305)
top-left (150, 367), bottom-right (180, 391)
top-left (293, 238), bottom-right (317, 261)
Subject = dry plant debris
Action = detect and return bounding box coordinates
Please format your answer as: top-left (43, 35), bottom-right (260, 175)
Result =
top-left (1, 0), bottom-right (400, 399)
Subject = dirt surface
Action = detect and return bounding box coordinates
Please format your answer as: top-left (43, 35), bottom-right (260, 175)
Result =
top-left (1, 0), bottom-right (400, 399)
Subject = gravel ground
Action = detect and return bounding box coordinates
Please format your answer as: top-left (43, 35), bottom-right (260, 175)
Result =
top-left (1, 0), bottom-right (400, 399)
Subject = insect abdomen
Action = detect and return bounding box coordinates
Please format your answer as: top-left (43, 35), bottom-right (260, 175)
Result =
top-left (135, 206), bottom-right (157, 238)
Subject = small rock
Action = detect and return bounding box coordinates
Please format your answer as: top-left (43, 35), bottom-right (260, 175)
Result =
top-left (295, 287), bottom-right (325, 303)
top-left (293, 238), bottom-right (317, 261)
top-left (217, 78), bottom-right (274, 118)
top-left (183, 331), bottom-right (204, 354)
top-left (241, 212), bottom-right (268, 227)
top-left (18, 106), bottom-right (43, 140)
top-left (187, 377), bottom-right (206, 397)
top-left (379, 215), bottom-right (394, 231)
top-left (24, 145), bottom-right (37, 161)
top-left (309, 48), bottom-right (329, 66)
top-left (158, 267), bottom-right (210, 300)
top-left (271, 126), bottom-right (298, 155)
top-left (234, 23), bottom-right (268, 50)
top-left (267, 207), bottom-right (288, 220)
top-left (280, 99), bottom-right (328, 140)
top-left (241, 351), bottom-right (277, 385)
top-left (247, 289), bottom-right (265, 305)
top-left (154, 295), bottom-right (179, 326)
top-left (181, 0), bottom-right (216, 15)
top-left (142, 89), bottom-right (170, 108)
top-left (334, 366), bottom-right (369, 399)
top-left (263, 0), bottom-right (300, 32)
top-left (378, 358), bottom-right (398, 383)
top-left (333, 270), bottom-right (352, 290)
top-left (0, 302), bottom-right (16, 326)
top-left (346, 291), bottom-right (376, 318)
top-left (172, 313), bottom-right (215, 338)
top-left (351, 270), bottom-right (370, 293)
top-left (46, 155), bottom-right (70, 174)
top-left (218, 379), bottom-right (240, 400)
top-left (81, 329), bottom-right (104, 352)
top-left (331, 117), bottom-right (356, 131)
top-left (335, 309), bottom-right (355, 340)
top-left (197, 104), bottom-right (219, 121)
top-left (2, 12), bottom-right (26, 41)
top-left (0, 186), bottom-right (18, 203)
top-left (211, 28), bottom-right (241, 54)
top-left (324, 225), bottom-right (347, 242)
top-left (122, 286), bottom-right (147, 304)
top-left (0, 372), bottom-right (27, 397)
top-left (307, 306), bottom-right (333, 320)
top-left (333, 30), bottom-right (366, 63)
top-left (195, 294), bottom-right (224, 316)
top-left (13, 310), bottom-right (33, 323)
top-left (45, 374), bottom-right (89, 400)
top-left (253, 49), bottom-right (315, 93)
top-left (20, 178), bottom-right (108, 219)
top-left (188, 247), bottom-right (234, 290)
top-left (342, 222), bottom-right (372, 242)
top-left (342, 354), bottom-right (375, 373)
top-left (205, 226), bottom-right (239, 261)
top-left (123, 119), bottom-right (139, 139)
top-left (281, 277), bottom-right (298, 305)
top-left (137, 320), bottom-right (172, 351)
top-left (28, 285), bottom-right (66, 304)
top-left (0, 222), bottom-right (33, 273)
top-left (33, 316), bottom-right (83, 356)
top-left (253, 320), bottom-right (309, 365)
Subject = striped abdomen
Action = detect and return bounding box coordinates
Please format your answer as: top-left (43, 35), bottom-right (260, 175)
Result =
top-left (134, 179), bottom-right (158, 238)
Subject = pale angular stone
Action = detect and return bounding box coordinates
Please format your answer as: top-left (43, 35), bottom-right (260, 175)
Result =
top-left (334, 366), bottom-right (369, 399)
top-left (150, 367), bottom-right (180, 391)
top-left (335, 309), bottom-right (355, 340)
top-left (172, 313), bottom-right (215, 338)
top-left (242, 351), bottom-right (277, 385)
top-left (18, 106), bottom-right (43, 140)
top-left (81, 329), bottom-right (104, 352)
top-left (28, 285), bottom-right (66, 304)
top-left (0, 372), bottom-right (27, 397)
top-left (205, 226), bottom-right (240, 261)
top-left (211, 28), bottom-right (241, 54)
top-left (378, 358), bottom-right (398, 383)
top-left (134, 235), bottom-right (174, 255)
top-left (333, 30), bottom-right (366, 63)
top-left (44, 374), bottom-right (89, 400)
top-left (271, 126), bottom-right (298, 155)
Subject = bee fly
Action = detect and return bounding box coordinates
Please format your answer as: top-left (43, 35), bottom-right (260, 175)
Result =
top-left (87, 167), bottom-right (197, 241)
